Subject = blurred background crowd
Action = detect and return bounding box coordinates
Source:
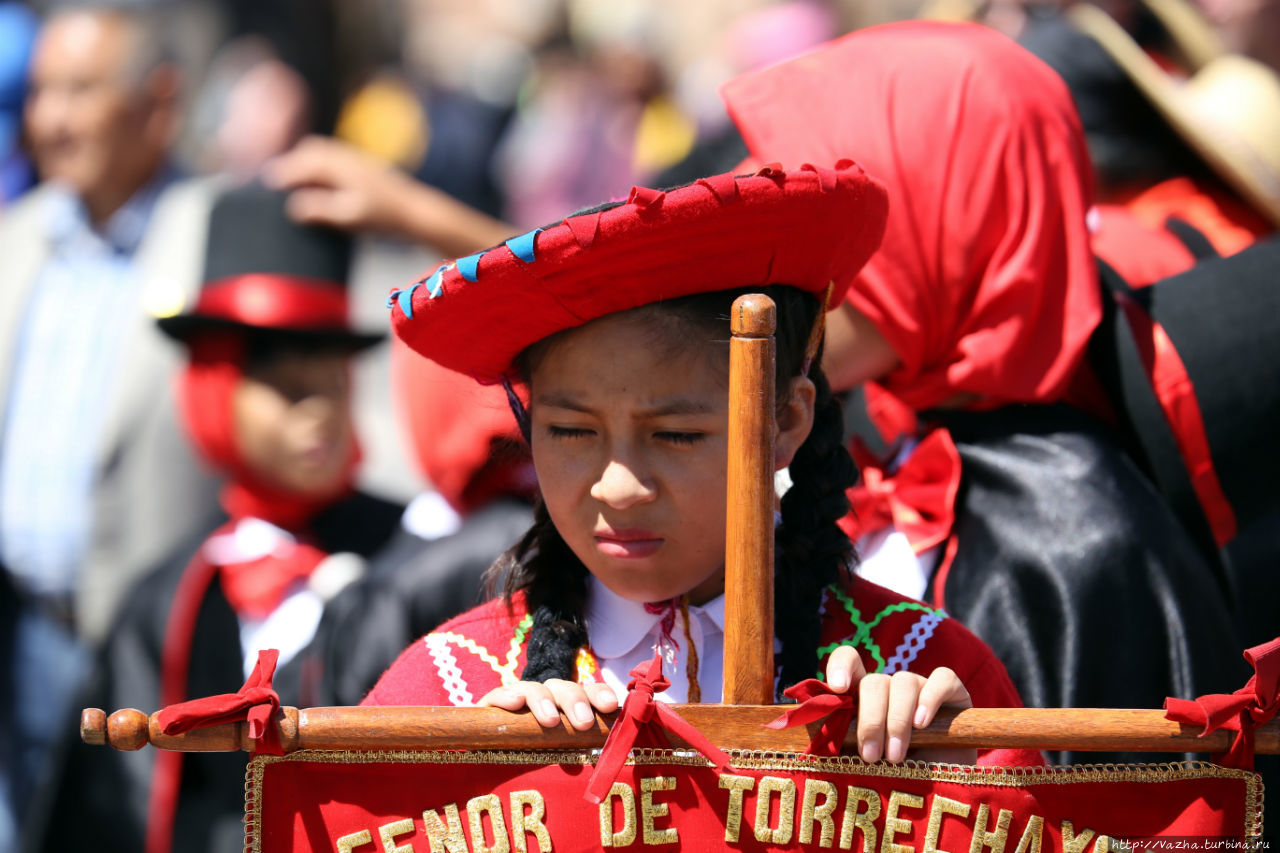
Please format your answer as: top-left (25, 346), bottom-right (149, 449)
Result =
top-left (0, 0), bottom-right (1278, 850)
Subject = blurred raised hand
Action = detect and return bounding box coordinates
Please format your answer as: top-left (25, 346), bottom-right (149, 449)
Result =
top-left (264, 135), bottom-right (514, 258)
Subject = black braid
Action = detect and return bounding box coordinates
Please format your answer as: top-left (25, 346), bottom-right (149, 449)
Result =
top-left (774, 362), bottom-right (857, 692)
top-left (485, 499), bottom-right (589, 683)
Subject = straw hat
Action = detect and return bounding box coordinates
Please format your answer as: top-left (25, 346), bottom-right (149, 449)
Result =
top-left (1069, 2), bottom-right (1280, 228)
top-left (1137, 0), bottom-right (1225, 71)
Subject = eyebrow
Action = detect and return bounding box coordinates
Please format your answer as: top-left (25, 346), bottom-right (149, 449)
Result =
top-left (535, 393), bottom-right (718, 417)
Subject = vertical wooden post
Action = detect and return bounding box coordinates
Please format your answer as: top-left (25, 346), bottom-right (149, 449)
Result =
top-left (723, 294), bottom-right (777, 705)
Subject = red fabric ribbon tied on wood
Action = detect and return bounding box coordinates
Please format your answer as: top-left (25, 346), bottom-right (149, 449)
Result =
top-left (585, 653), bottom-right (732, 804)
top-left (154, 648), bottom-right (285, 755)
top-left (841, 428), bottom-right (961, 553)
top-left (1164, 636), bottom-right (1280, 769)
top-left (765, 678), bottom-right (855, 756)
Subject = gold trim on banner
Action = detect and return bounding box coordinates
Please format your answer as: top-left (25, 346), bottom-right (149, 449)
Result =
top-left (243, 750), bottom-right (1263, 852)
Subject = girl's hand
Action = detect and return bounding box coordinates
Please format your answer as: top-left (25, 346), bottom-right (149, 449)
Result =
top-left (478, 679), bottom-right (620, 731)
top-left (825, 645), bottom-right (976, 765)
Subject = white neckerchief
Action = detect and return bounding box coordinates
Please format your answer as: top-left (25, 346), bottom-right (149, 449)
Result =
top-left (585, 576), bottom-right (726, 704)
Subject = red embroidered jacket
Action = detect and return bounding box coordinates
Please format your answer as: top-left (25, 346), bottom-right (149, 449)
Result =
top-left (364, 575), bottom-right (1043, 766)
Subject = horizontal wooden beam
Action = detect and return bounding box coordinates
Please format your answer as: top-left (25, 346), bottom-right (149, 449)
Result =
top-left (82, 705), bottom-right (1279, 756)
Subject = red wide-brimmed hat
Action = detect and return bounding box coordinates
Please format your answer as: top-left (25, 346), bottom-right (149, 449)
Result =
top-left (389, 161), bottom-right (889, 383)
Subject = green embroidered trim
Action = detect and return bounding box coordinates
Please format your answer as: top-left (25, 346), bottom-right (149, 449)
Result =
top-left (815, 587), bottom-right (946, 677)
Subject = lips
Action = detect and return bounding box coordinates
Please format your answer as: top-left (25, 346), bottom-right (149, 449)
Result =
top-left (594, 527), bottom-right (664, 559)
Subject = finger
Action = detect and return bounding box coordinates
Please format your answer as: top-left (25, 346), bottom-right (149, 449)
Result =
top-left (505, 682), bottom-right (560, 728)
top-left (545, 679), bottom-right (596, 731)
top-left (914, 667), bottom-right (972, 729)
top-left (284, 188), bottom-right (350, 227)
top-left (586, 681), bottom-right (620, 714)
top-left (856, 672), bottom-right (891, 763)
top-left (262, 140), bottom-right (337, 189)
top-left (477, 686), bottom-right (526, 712)
top-left (884, 671), bottom-right (924, 763)
top-left (824, 645), bottom-right (866, 693)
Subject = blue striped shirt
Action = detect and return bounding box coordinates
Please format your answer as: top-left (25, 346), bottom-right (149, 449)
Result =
top-left (0, 179), bottom-right (168, 595)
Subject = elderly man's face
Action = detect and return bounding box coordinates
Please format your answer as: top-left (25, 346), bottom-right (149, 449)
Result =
top-left (25, 12), bottom-right (167, 210)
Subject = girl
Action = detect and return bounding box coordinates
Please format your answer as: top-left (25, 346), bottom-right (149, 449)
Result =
top-left (368, 161), bottom-right (1040, 767)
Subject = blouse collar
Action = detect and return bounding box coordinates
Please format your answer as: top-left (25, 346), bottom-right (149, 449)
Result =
top-left (584, 575), bottom-right (726, 660)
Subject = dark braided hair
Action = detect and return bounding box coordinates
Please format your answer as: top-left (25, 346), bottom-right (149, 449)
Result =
top-left (486, 284), bottom-right (858, 693)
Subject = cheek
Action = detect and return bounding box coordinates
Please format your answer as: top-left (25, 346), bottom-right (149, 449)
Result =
top-left (529, 438), bottom-right (588, 514)
top-left (232, 384), bottom-right (289, 472)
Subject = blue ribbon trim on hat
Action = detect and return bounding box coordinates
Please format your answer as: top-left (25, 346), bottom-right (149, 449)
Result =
top-left (388, 262), bottom-right (453, 319)
top-left (505, 229), bottom-right (542, 263)
top-left (457, 252), bottom-right (483, 282)
top-left (395, 283), bottom-right (418, 318)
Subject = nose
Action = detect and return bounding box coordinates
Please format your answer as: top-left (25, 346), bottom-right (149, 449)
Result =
top-left (590, 458), bottom-right (656, 510)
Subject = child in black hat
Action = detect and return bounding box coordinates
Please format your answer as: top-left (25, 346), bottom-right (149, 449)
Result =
top-left (35, 185), bottom-right (402, 853)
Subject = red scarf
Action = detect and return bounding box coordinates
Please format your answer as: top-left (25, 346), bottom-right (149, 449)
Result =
top-left (723, 21), bottom-right (1102, 412)
top-left (177, 336), bottom-right (358, 617)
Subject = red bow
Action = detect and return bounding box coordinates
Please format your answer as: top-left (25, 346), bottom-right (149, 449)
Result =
top-left (155, 649), bottom-right (285, 755)
top-left (1164, 637), bottom-right (1280, 769)
top-left (841, 428), bottom-right (961, 553)
top-left (585, 653), bottom-right (732, 803)
top-left (765, 678), bottom-right (854, 756)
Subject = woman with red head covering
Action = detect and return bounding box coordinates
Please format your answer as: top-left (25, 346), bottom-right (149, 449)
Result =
top-left (721, 21), bottom-right (1246, 763)
top-left (38, 185), bottom-right (403, 853)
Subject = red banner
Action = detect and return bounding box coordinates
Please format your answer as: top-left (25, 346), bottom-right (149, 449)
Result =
top-left (245, 750), bottom-right (1261, 853)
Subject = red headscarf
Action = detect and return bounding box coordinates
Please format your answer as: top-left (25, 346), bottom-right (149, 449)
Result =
top-left (391, 336), bottom-right (533, 516)
top-left (179, 335), bottom-right (358, 530)
top-left (177, 335), bottom-right (361, 617)
top-left (723, 21), bottom-right (1103, 412)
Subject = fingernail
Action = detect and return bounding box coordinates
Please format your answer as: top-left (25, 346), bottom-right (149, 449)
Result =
top-left (861, 739), bottom-right (882, 763)
top-left (915, 707), bottom-right (928, 728)
top-left (573, 702), bottom-right (593, 726)
top-left (539, 699), bottom-right (558, 720)
top-left (887, 736), bottom-right (905, 763)
top-left (829, 670), bottom-right (849, 691)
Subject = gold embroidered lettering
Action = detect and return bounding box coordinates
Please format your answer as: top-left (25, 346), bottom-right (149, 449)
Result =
top-left (1093, 836), bottom-right (1114, 853)
top-left (1013, 816), bottom-right (1044, 853)
top-left (1061, 821), bottom-right (1096, 853)
top-left (880, 790), bottom-right (924, 853)
top-left (600, 782), bottom-right (638, 848)
top-left (640, 776), bottom-right (678, 845)
top-left (753, 776), bottom-right (796, 845)
top-left (509, 791), bottom-right (551, 853)
top-left (423, 804), bottom-right (468, 853)
top-left (468, 794), bottom-right (510, 853)
top-left (337, 829), bottom-right (374, 853)
top-left (719, 774), bottom-right (756, 843)
top-left (379, 819), bottom-right (416, 853)
top-left (968, 804), bottom-right (1013, 853)
top-left (800, 780), bottom-right (838, 848)
top-left (839, 787), bottom-right (881, 852)
top-left (923, 796), bottom-right (971, 853)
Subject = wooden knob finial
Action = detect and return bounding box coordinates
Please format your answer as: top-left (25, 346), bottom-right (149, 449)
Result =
top-left (731, 294), bottom-right (776, 338)
top-left (81, 708), bottom-right (107, 745)
top-left (107, 708), bottom-right (151, 751)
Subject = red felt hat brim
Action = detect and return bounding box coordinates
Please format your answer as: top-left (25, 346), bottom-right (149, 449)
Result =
top-left (390, 161), bottom-right (889, 384)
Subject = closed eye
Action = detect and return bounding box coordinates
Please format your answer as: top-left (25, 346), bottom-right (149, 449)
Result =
top-left (655, 431), bottom-right (704, 446)
top-left (546, 425), bottom-right (595, 440)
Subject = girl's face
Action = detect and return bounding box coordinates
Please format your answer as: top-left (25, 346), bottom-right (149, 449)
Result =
top-left (528, 310), bottom-right (815, 606)
top-left (233, 348), bottom-right (354, 496)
